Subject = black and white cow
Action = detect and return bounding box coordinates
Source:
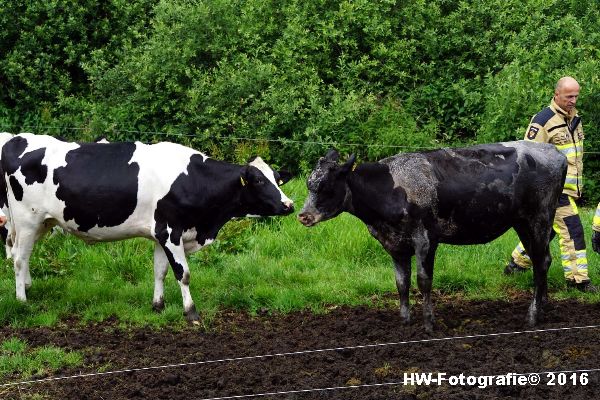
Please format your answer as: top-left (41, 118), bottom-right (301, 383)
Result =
top-left (1, 133), bottom-right (294, 322)
top-left (299, 142), bottom-right (566, 331)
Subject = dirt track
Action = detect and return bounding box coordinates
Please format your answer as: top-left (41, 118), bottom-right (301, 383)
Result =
top-left (2, 294), bottom-right (600, 399)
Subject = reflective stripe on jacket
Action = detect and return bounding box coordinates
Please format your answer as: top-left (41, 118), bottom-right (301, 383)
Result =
top-left (524, 99), bottom-right (584, 198)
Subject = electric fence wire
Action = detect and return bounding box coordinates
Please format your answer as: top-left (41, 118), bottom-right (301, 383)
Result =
top-left (2, 324), bottom-right (600, 389)
top-left (2, 124), bottom-right (600, 154)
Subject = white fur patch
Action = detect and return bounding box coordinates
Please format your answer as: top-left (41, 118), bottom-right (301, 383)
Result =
top-left (249, 157), bottom-right (293, 205)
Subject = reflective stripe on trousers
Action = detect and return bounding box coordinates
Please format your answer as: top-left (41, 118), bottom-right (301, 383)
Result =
top-left (510, 194), bottom-right (588, 283)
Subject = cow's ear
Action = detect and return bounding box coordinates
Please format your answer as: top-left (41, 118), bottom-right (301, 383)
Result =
top-left (324, 149), bottom-right (340, 162)
top-left (239, 166), bottom-right (250, 187)
top-left (341, 154), bottom-right (356, 173)
top-left (276, 170), bottom-right (293, 186)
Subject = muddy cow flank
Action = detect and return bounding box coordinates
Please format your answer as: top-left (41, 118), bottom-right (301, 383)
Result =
top-left (1, 133), bottom-right (293, 322)
top-left (299, 142), bottom-right (566, 331)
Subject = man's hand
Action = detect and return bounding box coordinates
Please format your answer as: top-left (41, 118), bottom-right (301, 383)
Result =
top-left (0, 215), bottom-right (6, 227)
top-left (592, 230), bottom-right (600, 254)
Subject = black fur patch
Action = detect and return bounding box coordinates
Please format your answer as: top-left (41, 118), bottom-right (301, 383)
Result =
top-left (54, 143), bottom-right (140, 232)
top-left (20, 148), bottom-right (47, 185)
top-left (525, 154), bottom-right (537, 169)
top-left (1, 136), bottom-right (29, 175)
top-left (348, 163), bottom-right (408, 225)
top-left (9, 176), bottom-right (23, 201)
top-left (0, 136), bottom-right (47, 202)
top-left (428, 144), bottom-right (519, 243)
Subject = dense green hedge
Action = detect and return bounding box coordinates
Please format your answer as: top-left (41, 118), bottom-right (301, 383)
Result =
top-left (1, 0), bottom-right (600, 201)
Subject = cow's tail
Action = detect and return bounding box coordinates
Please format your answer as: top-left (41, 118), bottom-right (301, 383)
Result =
top-left (0, 133), bottom-right (13, 210)
top-left (0, 133), bottom-right (15, 255)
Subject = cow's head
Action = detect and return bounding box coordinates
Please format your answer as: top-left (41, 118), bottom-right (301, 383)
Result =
top-left (298, 149), bottom-right (356, 227)
top-left (240, 157), bottom-right (294, 216)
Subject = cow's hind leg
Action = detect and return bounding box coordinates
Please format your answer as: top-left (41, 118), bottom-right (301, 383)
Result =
top-left (515, 222), bottom-right (552, 326)
top-left (160, 242), bottom-right (200, 323)
top-left (152, 244), bottom-right (169, 312)
top-left (392, 252), bottom-right (412, 324)
top-left (529, 243), bottom-right (551, 326)
top-left (527, 238), bottom-right (552, 326)
top-left (415, 240), bottom-right (438, 333)
top-left (1, 225), bottom-right (13, 260)
top-left (12, 226), bottom-right (39, 301)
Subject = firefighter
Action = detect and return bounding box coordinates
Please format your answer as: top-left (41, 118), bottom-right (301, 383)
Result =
top-left (505, 76), bottom-right (597, 292)
top-left (592, 204), bottom-right (600, 253)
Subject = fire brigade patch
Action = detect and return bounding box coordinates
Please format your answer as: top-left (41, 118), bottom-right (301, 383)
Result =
top-left (527, 126), bottom-right (539, 140)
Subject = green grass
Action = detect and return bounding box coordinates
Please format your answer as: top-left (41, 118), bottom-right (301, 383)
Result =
top-left (0, 177), bottom-right (598, 327)
top-left (0, 337), bottom-right (83, 381)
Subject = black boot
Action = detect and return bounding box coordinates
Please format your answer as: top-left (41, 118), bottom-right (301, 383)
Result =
top-left (592, 231), bottom-right (600, 254)
top-left (566, 280), bottom-right (599, 293)
top-left (504, 259), bottom-right (529, 275)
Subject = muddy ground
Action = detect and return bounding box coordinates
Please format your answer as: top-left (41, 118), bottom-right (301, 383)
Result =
top-left (1, 294), bottom-right (600, 399)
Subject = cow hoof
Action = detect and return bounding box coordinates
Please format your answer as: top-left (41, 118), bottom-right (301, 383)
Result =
top-left (527, 303), bottom-right (540, 327)
top-left (400, 312), bottom-right (411, 325)
top-left (424, 322), bottom-right (434, 334)
top-left (152, 300), bottom-right (165, 313)
top-left (184, 306), bottom-right (200, 323)
top-left (527, 314), bottom-right (538, 327)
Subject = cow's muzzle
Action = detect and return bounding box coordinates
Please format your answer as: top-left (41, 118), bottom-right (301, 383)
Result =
top-left (281, 200), bottom-right (294, 215)
top-left (298, 212), bottom-right (320, 227)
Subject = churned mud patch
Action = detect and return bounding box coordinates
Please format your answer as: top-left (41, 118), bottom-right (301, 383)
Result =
top-left (1, 296), bottom-right (600, 399)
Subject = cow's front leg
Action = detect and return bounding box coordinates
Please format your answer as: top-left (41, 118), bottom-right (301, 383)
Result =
top-left (415, 239), bottom-right (438, 333)
top-left (152, 244), bottom-right (169, 313)
top-left (24, 266), bottom-right (32, 289)
top-left (160, 242), bottom-right (200, 323)
top-left (392, 252), bottom-right (412, 324)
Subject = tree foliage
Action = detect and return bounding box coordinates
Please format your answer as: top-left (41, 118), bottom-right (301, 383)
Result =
top-left (1, 0), bottom-right (599, 200)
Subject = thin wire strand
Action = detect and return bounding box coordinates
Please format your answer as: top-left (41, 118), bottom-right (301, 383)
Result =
top-left (3, 124), bottom-right (600, 153)
top-left (2, 324), bottom-right (599, 388)
top-left (0, 124), bottom-right (439, 150)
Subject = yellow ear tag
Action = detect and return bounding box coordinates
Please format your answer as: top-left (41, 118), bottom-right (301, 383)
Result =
top-left (240, 176), bottom-right (246, 186)
top-left (352, 164), bottom-right (357, 171)
top-left (278, 179), bottom-right (283, 185)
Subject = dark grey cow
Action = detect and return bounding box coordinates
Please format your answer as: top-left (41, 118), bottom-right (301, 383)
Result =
top-left (299, 141), bottom-right (567, 331)
top-left (1, 133), bottom-right (294, 322)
